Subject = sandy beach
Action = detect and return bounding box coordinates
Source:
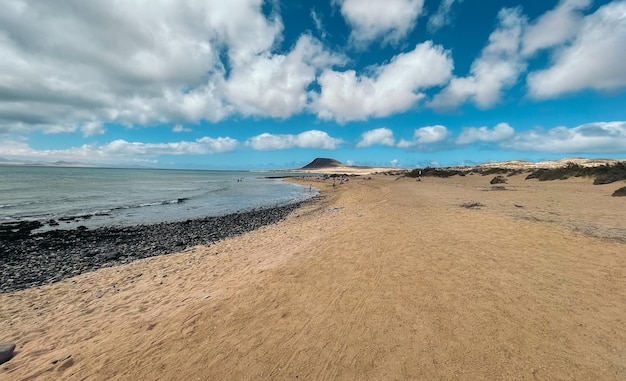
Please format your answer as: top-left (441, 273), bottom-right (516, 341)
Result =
top-left (1, 173), bottom-right (625, 380)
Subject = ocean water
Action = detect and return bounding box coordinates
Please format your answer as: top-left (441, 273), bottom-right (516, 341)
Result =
top-left (0, 166), bottom-right (316, 231)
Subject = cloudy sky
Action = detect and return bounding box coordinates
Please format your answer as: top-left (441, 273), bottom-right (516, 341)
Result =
top-left (1, 0), bottom-right (625, 169)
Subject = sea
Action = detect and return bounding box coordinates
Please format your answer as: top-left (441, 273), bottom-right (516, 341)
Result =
top-left (0, 166), bottom-right (317, 232)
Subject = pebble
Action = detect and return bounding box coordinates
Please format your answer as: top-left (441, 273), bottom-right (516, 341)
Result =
top-left (0, 202), bottom-right (304, 293)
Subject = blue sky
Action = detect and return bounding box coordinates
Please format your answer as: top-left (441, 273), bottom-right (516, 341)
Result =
top-left (1, 0), bottom-right (625, 169)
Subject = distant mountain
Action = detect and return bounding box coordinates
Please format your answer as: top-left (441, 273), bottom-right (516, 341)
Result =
top-left (0, 158), bottom-right (94, 167)
top-left (301, 158), bottom-right (345, 169)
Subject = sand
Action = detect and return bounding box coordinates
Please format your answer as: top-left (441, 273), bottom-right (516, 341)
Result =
top-left (1, 173), bottom-right (625, 380)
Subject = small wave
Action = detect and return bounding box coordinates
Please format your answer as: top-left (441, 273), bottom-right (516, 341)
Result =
top-left (208, 187), bottom-right (229, 193)
top-left (138, 198), bottom-right (189, 208)
top-left (0, 200), bottom-right (42, 209)
top-left (24, 198), bottom-right (190, 225)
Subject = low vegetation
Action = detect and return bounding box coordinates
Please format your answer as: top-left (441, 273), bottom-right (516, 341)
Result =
top-left (525, 162), bottom-right (626, 184)
top-left (405, 167), bottom-right (468, 178)
top-left (478, 167), bottom-right (511, 176)
top-left (404, 162), bottom-right (626, 186)
top-left (613, 186), bottom-right (626, 197)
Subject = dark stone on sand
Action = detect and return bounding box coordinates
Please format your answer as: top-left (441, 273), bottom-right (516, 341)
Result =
top-left (612, 186), bottom-right (626, 197)
top-left (0, 202), bottom-right (306, 294)
top-left (0, 342), bottom-right (16, 365)
top-left (490, 175), bottom-right (507, 184)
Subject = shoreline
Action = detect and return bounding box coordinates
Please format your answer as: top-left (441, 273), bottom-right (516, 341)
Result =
top-left (0, 200), bottom-right (311, 294)
top-left (1, 173), bottom-right (624, 380)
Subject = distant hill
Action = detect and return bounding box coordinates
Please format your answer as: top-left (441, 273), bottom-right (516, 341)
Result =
top-left (301, 158), bottom-right (345, 169)
top-left (478, 157), bottom-right (623, 169)
top-left (0, 158), bottom-right (94, 167)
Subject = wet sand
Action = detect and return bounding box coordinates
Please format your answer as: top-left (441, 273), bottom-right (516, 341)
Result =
top-left (1, 173), bottom-right (625, 380)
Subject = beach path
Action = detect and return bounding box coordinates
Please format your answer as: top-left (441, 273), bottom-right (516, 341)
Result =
top-left (1, 174), bottom-right (625, 380)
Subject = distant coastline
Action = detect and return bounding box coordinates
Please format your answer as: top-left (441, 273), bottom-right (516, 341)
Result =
top-left (1, 156), bottom-right (624, 172)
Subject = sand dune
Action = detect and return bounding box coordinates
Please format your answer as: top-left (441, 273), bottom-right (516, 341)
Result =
top-left (1, 174), bottom-right (625, 380)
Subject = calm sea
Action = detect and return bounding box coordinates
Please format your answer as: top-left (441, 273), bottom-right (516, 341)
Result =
top-left (0, 166), bottom-right (316, 231)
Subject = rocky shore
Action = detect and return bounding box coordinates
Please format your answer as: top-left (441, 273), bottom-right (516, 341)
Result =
top-left (0, 202), bottom-right (304, 294)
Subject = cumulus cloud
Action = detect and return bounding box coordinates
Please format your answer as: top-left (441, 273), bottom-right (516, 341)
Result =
top-left (245, 130), bottom-right (343, 150)
top-left (526, 1), bottom-right (626, 99)
top-left (456, 122), bottom-right (515, 144)
top-left (224, 35), bottom-right (346, 118)
top-left (335, 0), bottom-right (425, 45)
top-left (430, 7), bottom-right (527, 109)
top-left (501, 121), bottom-right (626, 154)
top-left (0, 0), bottom-right (316, 134)
top-left (80, 121), bottom-right (106, 137)
top-left (356, 128), bottom-right (395, 148)
top-left (0, 136), bottom-right (239, 163)
top-left (428, 0), bottom-right (463, 33)
top-left (102, 138), bottom-right (239, 156)
top-left (314, 41), bottom-right (452, 122)
top-left (522, 0), bottom-right (591, 56)
top-left (397, 125), bottom-right (449, 148)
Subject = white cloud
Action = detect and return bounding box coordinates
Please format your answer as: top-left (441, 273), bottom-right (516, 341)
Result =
top-left (310, 9), bottom-right (327, 39)
top-left (456, 122), bottom-right (515, 144)
top-left (81, 121), bottom-right (106, 137)
top-left (430, 7), bottom-right (527, 109)
top-left (397, 125), bottom-right (449, 148)
top-left (0, 136), bottom-right (239, 163)
top-left (224, 35), bottom-right (346, 118)
top-left (356, 128), bottom-right (395, 148)
top-left (245, 130), bottom-right (343, 150)
top-left (335, 0), bottom-right (425, 45)
top-left (527, 1), bottom-right (626, 99)
top-left (390, 159), bottom-right (400, 167)
top-left (0, 0), bottom-right (288, 134)
top-left (314, 41), bottom-right (452, 122)
top-left (522, 0), bottom-right (591, 56)
top-left (428, 0), bottom-right (463, 33)
top-left (501, 121), bottom-right (626, 154)
top-left (102, 137), bottom-right (239, 156)
top-left (172, 124), bottom-right (192, 133)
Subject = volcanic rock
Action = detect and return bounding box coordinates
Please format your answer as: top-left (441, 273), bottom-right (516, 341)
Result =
top-left (301, 158), bottom-right (344, 169)
top-left (0, 342), bottom-right (16, 364)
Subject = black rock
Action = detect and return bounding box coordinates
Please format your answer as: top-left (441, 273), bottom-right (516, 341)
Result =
top-left (0, 202), bottom-right (305, 294)
top-left (104, 252), bottom-right (121, 261)
top-left (0, 221), bottom-right (43, 240)
top-left (490, 175), bottom-right (507, 185)
top-left (0, 342), bottom-right (16, 365)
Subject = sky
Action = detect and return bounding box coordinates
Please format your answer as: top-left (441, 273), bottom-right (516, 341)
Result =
top-left (1, 0), bottom-right (625, 170)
